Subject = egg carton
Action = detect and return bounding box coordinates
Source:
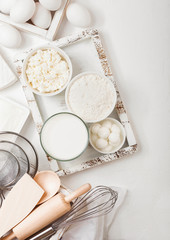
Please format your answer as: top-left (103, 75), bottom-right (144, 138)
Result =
top-left (0, 0), bottom-right (69, 40)
top-left (13, 28), bottom-right (138, 176)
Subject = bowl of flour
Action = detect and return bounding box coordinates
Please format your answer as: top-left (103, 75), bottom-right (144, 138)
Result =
top-left (65, 72), bottom-right (117, 123)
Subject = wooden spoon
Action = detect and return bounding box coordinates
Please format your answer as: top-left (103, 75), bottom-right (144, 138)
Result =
top-left (34, 171), bottom-right (61, 205)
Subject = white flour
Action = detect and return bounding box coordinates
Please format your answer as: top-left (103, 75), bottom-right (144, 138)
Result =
top-left (67, 73), bottom-right (116, 122)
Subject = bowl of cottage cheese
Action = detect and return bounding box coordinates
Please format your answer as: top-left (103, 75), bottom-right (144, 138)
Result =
top-left (23, 46), bottom-right (72, 96)
top-left (65, 72), bottom-right (117, 123)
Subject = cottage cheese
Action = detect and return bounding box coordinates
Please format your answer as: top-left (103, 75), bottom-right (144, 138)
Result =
top-left (26, 49), bottom-right (70, 93)
top-left (66, 73), bottom-right (116, 122)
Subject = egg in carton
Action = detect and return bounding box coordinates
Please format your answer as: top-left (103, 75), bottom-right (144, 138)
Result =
top-left (0, 0), bottom-right (69, 41)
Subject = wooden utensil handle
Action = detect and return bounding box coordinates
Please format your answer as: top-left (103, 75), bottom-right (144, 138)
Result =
top-left (1, 183), bottom-right (92, 240)
top-left (64, 183), bottom-right (91, 203)
top-left (1, 232), bottom-right (15, 240)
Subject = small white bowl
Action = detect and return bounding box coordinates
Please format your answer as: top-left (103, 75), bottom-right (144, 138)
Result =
top-left (22, 46), bottom-right (73, 96)
top-left (65, 72), bottom-right (117, 123)
top-left (89, 118), bottom-right (126, 154)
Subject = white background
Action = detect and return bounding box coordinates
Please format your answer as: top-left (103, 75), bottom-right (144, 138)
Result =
top-left (0, 0), bottom-right (170, 239)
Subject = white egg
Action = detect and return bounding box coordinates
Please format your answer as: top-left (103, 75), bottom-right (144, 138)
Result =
top-left (111, 124), bottom-right (121, 134)
top-left (97, 127), bottom-right (110, 139)
top-left (109, 133), bottom-right (120, 146)
top-left (95, 138), bottom-right (108, 149)
top-left (0, 24), bottom-right (22, 48)
top-left (39, 0), bottom-right (62, 11)
top-left (91, 134), bottom-right (98, 144)
top-left (66, 3), bottom-right (91, 28)
top-left (103, 144), bottom-right (113, 152)
top-left (31, 3), bottom-right (52, 29)
top-left (0, 0), bottom-right (17, 14)
top-left (91, 123), bottom-right (101, 135)
top-left (102, 120), bottom-right (112, 129)
top-left (10, 0), bottom-right (35, 23)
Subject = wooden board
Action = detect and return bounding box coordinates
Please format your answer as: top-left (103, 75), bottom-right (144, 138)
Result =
top-left (13, 28), bottom-right (138, 176)
top-left (0, 0), bottom-right (69, 40)
top-left (0, 174), bottom-right (44, 237)
top-left (0, 176), bottom-right (71, 239)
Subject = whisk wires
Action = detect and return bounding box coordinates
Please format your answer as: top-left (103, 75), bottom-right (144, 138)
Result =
top-left (52, 186), bottom-right (118, 231)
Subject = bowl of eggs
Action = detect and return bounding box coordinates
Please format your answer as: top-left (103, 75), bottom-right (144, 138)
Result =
top-left (22, 46), bottom-right (72, 96)
top-left (89, 118), bottom-right (126, 154)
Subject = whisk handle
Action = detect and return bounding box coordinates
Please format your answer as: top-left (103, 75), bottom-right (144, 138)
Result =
top-left (64, 183), bottom-right (91, 203)
top-left (1, 232), bottom-right (15, 240)
top-left (26, 226), bottom-right (55, 240)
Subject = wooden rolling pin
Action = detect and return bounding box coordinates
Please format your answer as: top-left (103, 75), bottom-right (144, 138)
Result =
top-left (2, 183), bottom-right (91, 240)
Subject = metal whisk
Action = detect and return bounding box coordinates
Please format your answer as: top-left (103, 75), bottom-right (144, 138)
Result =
top-left (27, 186), bottom-right (118, 240)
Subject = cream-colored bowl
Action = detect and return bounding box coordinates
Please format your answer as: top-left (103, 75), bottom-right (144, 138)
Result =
top-left (65, 72), bottom-right (117, 123)
top-left (89, 118), bottom-right (126, 154)
top-left (22, 46), bottom-right (72, 96)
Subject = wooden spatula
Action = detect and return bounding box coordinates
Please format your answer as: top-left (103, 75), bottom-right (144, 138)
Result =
top-left (1, 184), bottom-right (91, 240)
top-left (0, 173), bottom-right (44, 237)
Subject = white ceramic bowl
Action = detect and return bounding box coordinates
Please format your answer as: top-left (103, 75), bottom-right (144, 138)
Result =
top-left (22, 46), bottom-right (73, 96)
top-left (89, 118), bottom-right (126, 154)
top-left (65, 72), bottom-right (117, 123)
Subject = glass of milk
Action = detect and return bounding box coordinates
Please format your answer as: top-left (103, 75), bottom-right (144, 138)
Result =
top-left (40, 112), bottom-right (89, 161)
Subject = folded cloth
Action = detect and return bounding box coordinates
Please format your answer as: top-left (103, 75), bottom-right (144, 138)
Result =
top-left (50, 186), bottom-right (127, 240)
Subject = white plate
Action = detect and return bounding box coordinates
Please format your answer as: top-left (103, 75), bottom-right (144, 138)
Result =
top-left (0, 55), bottom-right (17, 90)
top-left (0, 96), bottom-right (30, 133)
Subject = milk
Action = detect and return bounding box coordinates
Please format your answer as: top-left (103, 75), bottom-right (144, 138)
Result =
top-left (41, 113), bottom-right (89, 161)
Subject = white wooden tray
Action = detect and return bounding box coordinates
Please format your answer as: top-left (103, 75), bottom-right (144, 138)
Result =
top-left (14, 28), bottom-right (138, 176)
top-left (0, 0), bottom-right (69, 40)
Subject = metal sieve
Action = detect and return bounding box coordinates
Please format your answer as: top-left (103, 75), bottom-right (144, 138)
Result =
top-left (0, 141), bottom-right (30, 183)
top-left (0, 149), bottom-right (20, 206)
top-left (0, 131), bottom-right (38, 206)
top-left (0, 131), bottom-right (38, 177)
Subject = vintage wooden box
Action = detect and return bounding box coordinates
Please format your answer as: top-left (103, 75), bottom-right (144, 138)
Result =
top-left (14, 28), bottom-right (138, 176)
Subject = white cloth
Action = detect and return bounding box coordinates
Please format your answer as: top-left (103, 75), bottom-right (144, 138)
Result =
top-left (50, 187), bottom-right (127, 240)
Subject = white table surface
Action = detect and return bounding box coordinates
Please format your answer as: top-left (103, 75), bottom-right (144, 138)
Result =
top-left (0, 0), bottom-right (170, 239)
